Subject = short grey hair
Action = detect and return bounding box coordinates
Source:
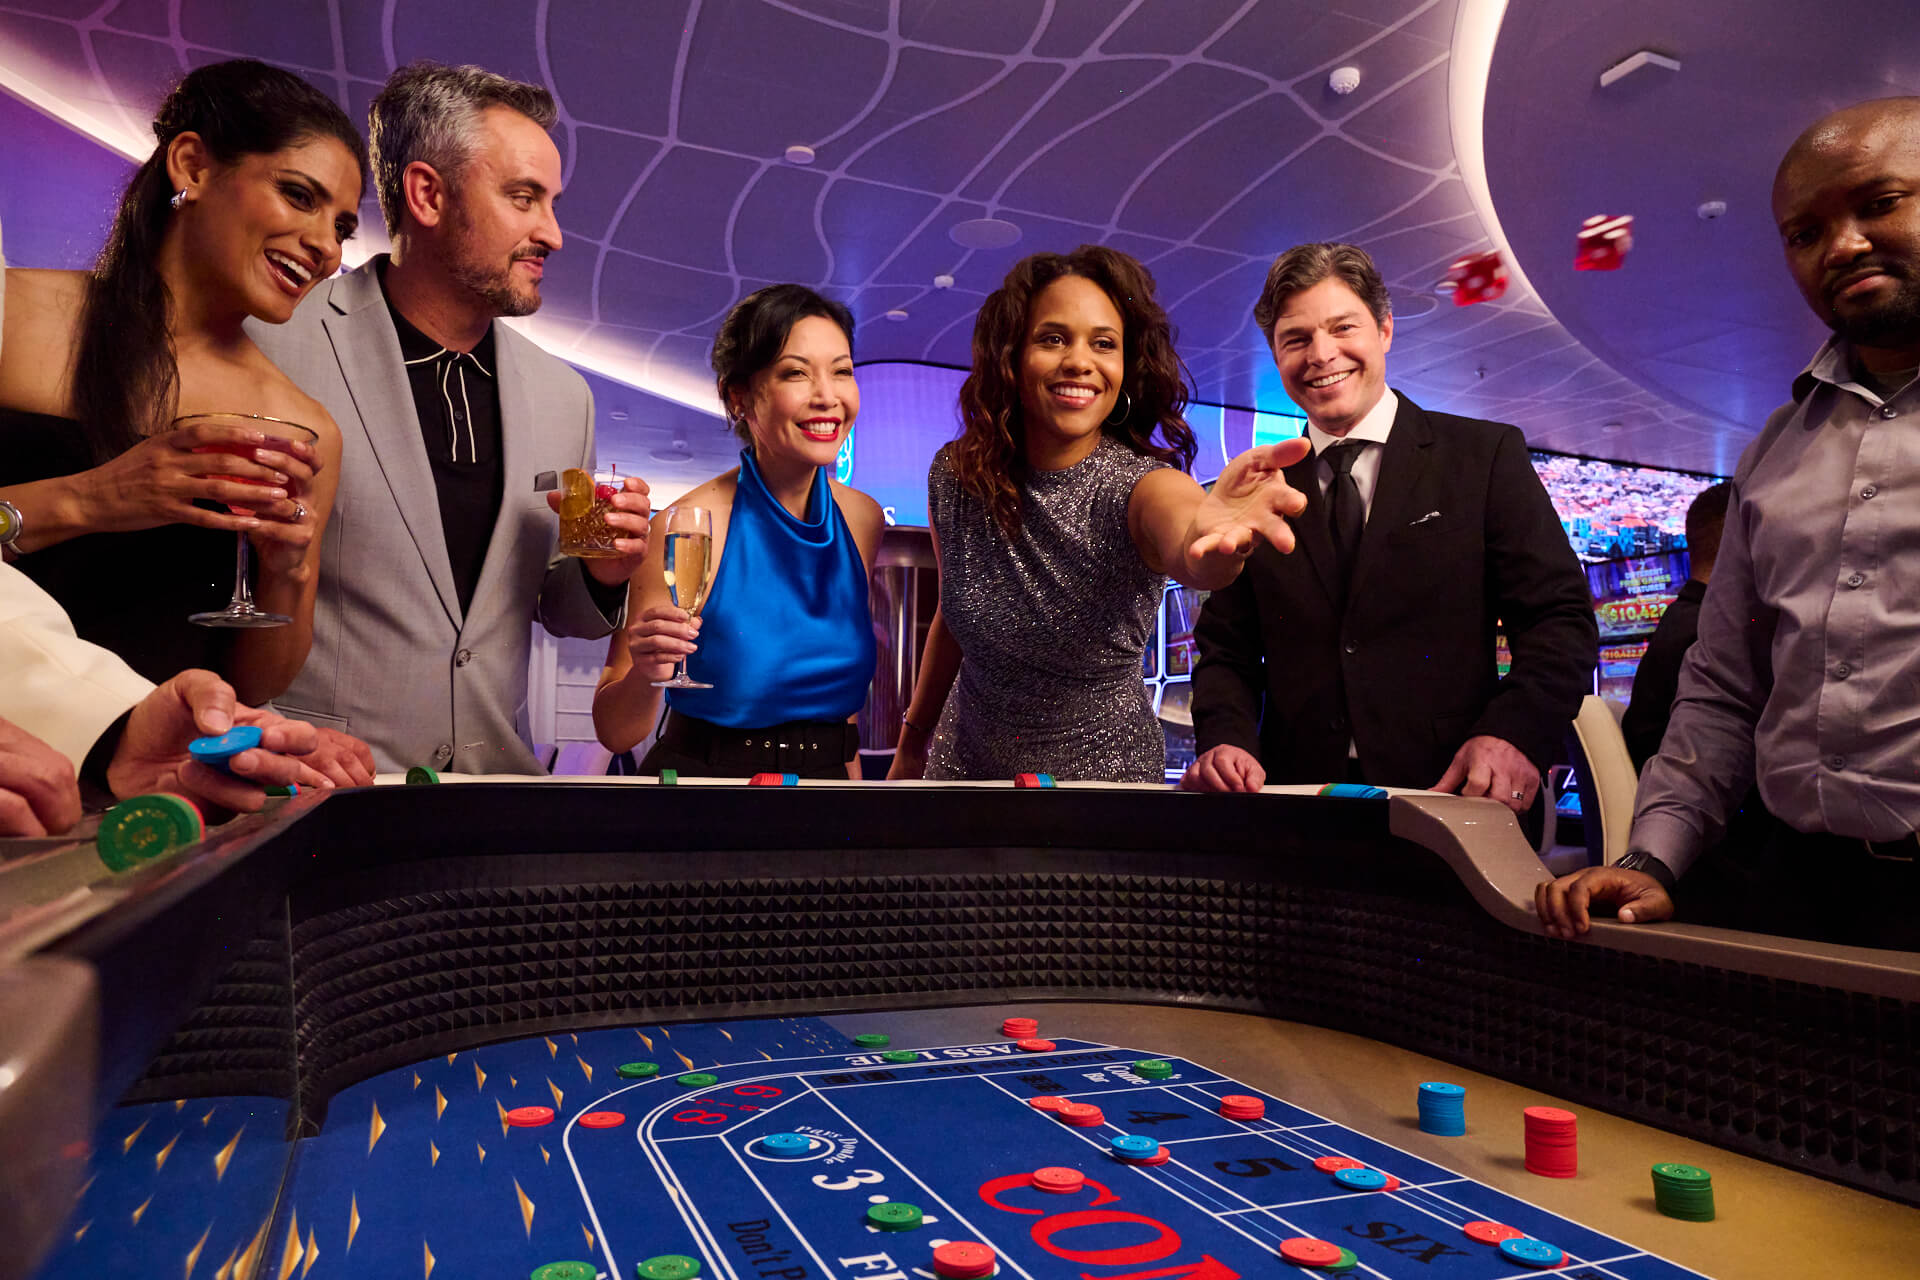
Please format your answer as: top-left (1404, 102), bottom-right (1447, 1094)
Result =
top-left (369, 61), bottom-right (558, 233)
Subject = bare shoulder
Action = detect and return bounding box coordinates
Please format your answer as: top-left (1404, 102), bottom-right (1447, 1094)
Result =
top-left (830, 478), bottom-right (885, 532)
top-left (0, 269), bottom-right (87, 414)
top-left (673, 470), bottom-right (737, 516)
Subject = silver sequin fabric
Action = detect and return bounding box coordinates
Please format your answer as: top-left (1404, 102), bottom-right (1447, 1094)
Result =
top-left (926, 436), bottom-right (1169, 782)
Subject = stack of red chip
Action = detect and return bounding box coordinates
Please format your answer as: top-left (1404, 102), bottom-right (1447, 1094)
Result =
top-left (1001, 1016), bottom-right (1038, 1038)
top-left (1032, 1167), bottom-right (1084, 1194)
top-left (932, 1242), bottom-right (997, 1279)
top-left (1027, 1095), bottom-right (1066, 1112)
top-left (1218, 1094), bottom-right (1266, 1121)
top-left (1523, 1106), bottom-right (1579, 1178)
top-left (1057, 1102), bottom-right (1106, 1127)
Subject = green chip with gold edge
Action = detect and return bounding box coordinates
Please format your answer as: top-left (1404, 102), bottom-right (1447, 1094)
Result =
top-left (854, 1033), bottom-right (890, 1048)
top-left (532, 1264), bottom-right (597, 1280)
top-left (636, 1256), bottom-right (702, 1280)
top-left (405, 765), bottom-right (440, 785)
top-left (97, 793), bottom-right (204, 871)
top-left (659, 768), bottom-right (678, 785)
top-left (866, 1202), bottom-right (923, 1231)
top-left (881, 1050), bottom-right (920, 1063)
top-left (617, 1062), bottom-right (659, 1079)
top-left (676, 1072), bottom-right (718, 1088)
top-left (1134, 1060), bottom-right (1174, 1078)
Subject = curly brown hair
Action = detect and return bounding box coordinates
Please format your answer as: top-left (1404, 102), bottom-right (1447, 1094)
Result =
top-left (953, 245), bottom-right (1196, 533)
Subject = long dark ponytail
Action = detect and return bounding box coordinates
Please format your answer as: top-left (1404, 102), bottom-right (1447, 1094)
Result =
top-left (73, 59), bottom-right (366, 462)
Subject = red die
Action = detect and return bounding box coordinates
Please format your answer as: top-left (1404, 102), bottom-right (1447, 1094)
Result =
top-left (1575, 214), bottom-right (1634, 271)
top-left (1438, 251), bottom-right (1508, 306)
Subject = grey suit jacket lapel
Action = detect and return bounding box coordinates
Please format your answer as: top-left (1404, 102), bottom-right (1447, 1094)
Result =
top-left (321, 267), bottom-right (462, 626)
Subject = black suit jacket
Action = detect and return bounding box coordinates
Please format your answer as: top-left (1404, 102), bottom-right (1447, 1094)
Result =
top-left (1620, 577), bottom-right (1706, 771)
top-left (1192, 394), bottom-right (1598, 787)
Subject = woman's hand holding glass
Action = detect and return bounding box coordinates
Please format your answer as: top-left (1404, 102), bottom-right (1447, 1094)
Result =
top-left (74, 418), bottom-right (318, 541)
top-left (623, 606), bottom-right (703, 685)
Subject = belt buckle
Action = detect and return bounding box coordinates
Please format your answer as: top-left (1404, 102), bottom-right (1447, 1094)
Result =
top-left (1863, 832), bottom-right (1919, 862)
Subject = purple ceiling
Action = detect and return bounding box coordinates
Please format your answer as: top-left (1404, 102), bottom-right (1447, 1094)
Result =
top-left (3, 0), bottom-right (1891, 488)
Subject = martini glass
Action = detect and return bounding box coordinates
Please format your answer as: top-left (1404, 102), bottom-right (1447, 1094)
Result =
top-left (174, 412), bottom-right (318, 628)
top-left (652, 504), bottom-right (715, 689)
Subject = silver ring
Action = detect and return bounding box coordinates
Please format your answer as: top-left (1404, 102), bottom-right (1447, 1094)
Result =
top-left (294, 502), bottom-right (306, 521)
top-left (1510, 790), bottom-right (1524, 800)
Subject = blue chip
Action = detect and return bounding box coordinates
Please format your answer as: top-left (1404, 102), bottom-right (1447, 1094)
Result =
top-left (1318, 782), bottom-right (1388, 799)
top-left (759, 1133), bottom-right (813, 1156)
top-left (1498, 1238), bottom-right (1565, 1267)
top-left (1333, 1167), bottom-right (1389, 1190)
top-left (1111, 1134), bottom-right (1158, 1157)
top-left (188, 725), bottom-right (263, 773)
top-left (1419, 1082), bottom-right (1465, 1098)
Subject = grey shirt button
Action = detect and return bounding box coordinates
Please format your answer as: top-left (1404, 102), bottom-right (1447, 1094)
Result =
top-left (1834, 663), bottom-right (1851, 680)
top-left (433, 742), bottom-right (453, 765)
top-left (1828, 754), bottom-right (1845, 770)
top-left (456, 648), bottom-right (474, 667)
top-left (1846, 572), bottom-right (1866, 588)
top-left (1879, 404), bottom-right (1898, 419)
top-left (1861, 485), bottom-right (1878, 499)
top-left (1343, 642), bottom-right (1357, 655)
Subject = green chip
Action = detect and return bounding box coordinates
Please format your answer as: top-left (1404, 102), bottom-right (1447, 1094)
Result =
top-left (1134, 1060), bottom-right (1174, 1079)
top-left (1652, 1162), bottom-right (1711, 1183)
top-left (97, 793), bottom-right (204, 872)
top-left (532, 1264), bottom-right (597, 1280)
top-left (880, 1050), bottom-right (920, 1063)
top-left (617, 1062), bottom-right (660, 1079)
top-left (405, 765), bottom-right (440, 785)
top-left (677, 1072), bottom-right (718, 1088)
top-left (636, 1256), bottom-right (702, 1280)
top-left (865, 1202), bottom-right (924, 1231)
top-left (265, 783), bottom-right (299, 798)
top-left (853, 1033), bottom-right (891, 1048)
top-left (1326, 1247), bottom-right (1359, 1273)
top-left (659, 768), bottom-right (678, 785)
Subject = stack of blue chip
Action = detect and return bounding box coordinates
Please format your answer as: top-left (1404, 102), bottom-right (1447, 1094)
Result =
top-left (1417, 1081), bottom-right (1466, 1136)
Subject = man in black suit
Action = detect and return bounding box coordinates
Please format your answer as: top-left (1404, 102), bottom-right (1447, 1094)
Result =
top-left (1182, 242), bottom-right (1597, 816)
top-left (1619, 481), bottom-right (1730, 770)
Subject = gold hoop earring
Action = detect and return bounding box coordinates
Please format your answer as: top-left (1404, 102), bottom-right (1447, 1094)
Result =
top-left (1104, 389), bottom-right (1132, 427)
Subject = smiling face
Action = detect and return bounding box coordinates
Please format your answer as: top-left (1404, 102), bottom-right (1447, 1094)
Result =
top-left (442, 106), bottom-right (564, 318)
top-left (1268, 277), bottom-right (1393, 437)
top-left (733, 314), bottom-right (859, 471)
top-left (1773, 101), bottom-right (1920, 369)
top-left (182, 135), bottom-right (362, 324)
top-left (1017, 274), bottom-right (1125, 468)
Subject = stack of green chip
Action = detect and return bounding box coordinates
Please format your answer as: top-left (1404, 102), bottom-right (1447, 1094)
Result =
top-left (616, 1062), bottom-right (659, 1079)
top-left (866, 1202), bottom-right (923, 1231)
top-left (1651, 1162), bottom-right (1715, 1221)
top-left (854, 1033), bottom-right (891, 1049)
top-left (1134, 1060), bottom-right (1174, 1079)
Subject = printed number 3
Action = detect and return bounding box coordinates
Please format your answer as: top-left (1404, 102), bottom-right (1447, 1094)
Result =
top-left (812, 1168), bottom-right (886, 1192)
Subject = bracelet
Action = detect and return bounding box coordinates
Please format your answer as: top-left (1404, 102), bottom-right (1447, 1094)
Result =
top-left (900, 715), bottom-right (932, 736)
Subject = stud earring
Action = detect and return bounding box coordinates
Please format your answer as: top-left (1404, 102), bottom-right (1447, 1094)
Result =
top-left (170, 189), bottom-right (188, 212)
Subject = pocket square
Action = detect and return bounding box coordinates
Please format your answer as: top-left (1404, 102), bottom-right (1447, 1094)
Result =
top-left (1409, 510), bottom-right (1442, 526)
top-left (533, 470), bottom-right (559, 491)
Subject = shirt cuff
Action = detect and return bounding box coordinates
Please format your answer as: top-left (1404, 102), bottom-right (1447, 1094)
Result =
top-left (578, 558), bottom-right (629, 623)
top-left (1625, 809), bottom-right (1704, 881)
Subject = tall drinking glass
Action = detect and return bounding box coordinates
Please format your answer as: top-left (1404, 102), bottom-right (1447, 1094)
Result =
top-left (173, 412), bottom-right (317, 628)
top-left (652, 504), bottom-right (715, 689)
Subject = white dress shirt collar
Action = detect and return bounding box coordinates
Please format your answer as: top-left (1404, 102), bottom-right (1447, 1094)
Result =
top-left (1306, 386), bottom-right (1399, 456)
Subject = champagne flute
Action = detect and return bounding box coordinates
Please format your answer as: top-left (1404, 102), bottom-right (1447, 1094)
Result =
top-left (173, 412), bottom-right (317, 628)
top-left (652, 504), bottom-right (715, 689)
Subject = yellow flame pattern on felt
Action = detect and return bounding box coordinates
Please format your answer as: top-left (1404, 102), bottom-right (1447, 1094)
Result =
top-left (132, 1196), bottom-right (152, 1225)
top-left (473, 1060), bottom-right (487, 1091)
top-left (122, 1118), bottom-right (149, 1154)
top-left (367, 1100), bottom-right (387, 1154)
top-left (545, 1036), bottom-right (559, 1059)
top-left (476, 1140), bottom-right (486, 1164)
top-left (577, 1055), bottom-right (594, 1082)
top-left (514, 1177), bottom-right (535, 1236)
top-left (213, 1127), bottom-right (243, 1182)
top-left (635, 1030), bottom-right (654, 1050)
top-left (155, 1132), bottom-right (180, 1172)
top-left (423, 1239), bottom-right (436, 1279)
top-left (276, 1209), bottom-right (302, 1279)
top-left (347, 1195), bottom-right (361, 1252)
top-left (435, 1086), bottom-right (448, 1120)
top-left (185, 1223), bottom-right (211, 1279)
top-left (302, 1227), bottom-right (319, 1278)
top-left (429, 1139), bottom-right (441, 1167)
top-left (548, 1078), bottom-right (564, 1110)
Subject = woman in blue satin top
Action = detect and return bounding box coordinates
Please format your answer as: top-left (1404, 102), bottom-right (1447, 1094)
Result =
top-left (593, 286), bottom-right (883, 778)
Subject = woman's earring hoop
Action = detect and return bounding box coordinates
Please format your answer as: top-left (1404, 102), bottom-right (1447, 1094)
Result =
top-left (1105, 389), bottom-right (1132, 427)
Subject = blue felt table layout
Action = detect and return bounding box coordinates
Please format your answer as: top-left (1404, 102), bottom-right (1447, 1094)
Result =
top-left (37, 1018), bottom-right (1716, 1280)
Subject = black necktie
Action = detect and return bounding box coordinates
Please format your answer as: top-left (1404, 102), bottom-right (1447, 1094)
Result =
top-left (1323, 441), bottom-right (1365, 591)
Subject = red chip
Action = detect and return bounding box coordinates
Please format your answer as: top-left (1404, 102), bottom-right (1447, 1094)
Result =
top-left (1001, 1017), bottom-right (1039, 1034)
top-left (1464, 1221), bottom-right (1524, 1245)
top-left (1278, 1238), bottom-right (1342, 1266)
top-left (1027, 1095), bottom-right (1067, 1111)
top-left (1058, 1103), bottom-right (1105, 1127)
top-left (1135, 1145), bottom-right (1171, 1166)
top-left (1313, 1155), bottom-right (1365, 1172)
top-left (1032, 1166), bottom-right (1084, 1194)
top-left (578, 1111), bottom-right (626, 1129)
top-left (504, 1106), bottom-right (555, 1127)
top-left (1016, 1038), bottom-right (1057, 1052)
top-left (932, 1241), bottom-right (996, 1279)
top-left (1524, 1106), bottom-right (1578, 1127)
top-left (1381, 1174), bottom-right (1403, 1191)
top-left (1219, 1094), bottom-right (1265, 1119)
top-left (749, 772), bottom-right (784, 785)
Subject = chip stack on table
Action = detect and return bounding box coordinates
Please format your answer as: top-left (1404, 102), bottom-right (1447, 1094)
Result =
top-left (96, 793), bottom-right (205, 871)
top-left (1652, 1162), bottom-right (1716, 1220)
top-left (853, 1032), bottom-right (890, 1049)
top-left (1417, 1081), bottom-right (1467, 1135)
top-left (1218, 1094), bottom-right (1266, 1121)
top-left (616, 1061), bottom-right (659, 1079)
top-left (636, 1255), bottom-right (702, 1280)
top-left (1056, 1101), bottom-right (1105, 1127)
top-left (1133, 1059), bottom-right (1173, 1079)
top-left (931, 1241), bottom-right (996, 1279)
top-left (866, 1203), bottom-right (923, 1232)
top-left (1523, 1105), bottom-right (1579, 1177)
top-left (1498, 1237), bottom-right (1566, 1268)
top-left (1110, 1133), bottom-right (1170, 1165)
top-left (1000, 1016), bottom-right (1038, 1038)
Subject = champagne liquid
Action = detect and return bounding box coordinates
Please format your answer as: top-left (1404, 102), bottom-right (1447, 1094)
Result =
top-left (663, 531), bottom-right (713, 615)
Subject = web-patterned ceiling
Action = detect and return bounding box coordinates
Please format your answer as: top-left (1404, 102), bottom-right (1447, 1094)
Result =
top-left (2, 0), bottom-right (1844, 484)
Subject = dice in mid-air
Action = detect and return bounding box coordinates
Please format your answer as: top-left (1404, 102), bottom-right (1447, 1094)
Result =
top-left (1437, 250), bottom-right (1508, 306)
top-left (1576, 213), bottom-right (1634, 271)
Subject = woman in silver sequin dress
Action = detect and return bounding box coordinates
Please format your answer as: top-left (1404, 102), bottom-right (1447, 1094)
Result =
top-left (890, 246), bottom-right (1313, 782)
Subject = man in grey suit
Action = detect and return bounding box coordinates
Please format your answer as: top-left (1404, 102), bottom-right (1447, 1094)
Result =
top-left (252, 63), bottom-right (651, 774)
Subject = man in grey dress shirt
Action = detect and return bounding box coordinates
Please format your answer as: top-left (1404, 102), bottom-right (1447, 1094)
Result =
top-left (1538, 97), bottom-right (1920, 950)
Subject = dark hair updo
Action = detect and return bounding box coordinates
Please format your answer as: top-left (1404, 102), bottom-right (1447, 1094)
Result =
top-left (73, 58), bottom-right (367, 460)
top-left (709, 285), bottom-right (857, 443)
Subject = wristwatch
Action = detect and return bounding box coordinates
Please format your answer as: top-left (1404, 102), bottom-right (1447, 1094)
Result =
top-left (1613, 849), bottom-right (1677, 892)
top-left (0, 499), bottom-right (22, 553)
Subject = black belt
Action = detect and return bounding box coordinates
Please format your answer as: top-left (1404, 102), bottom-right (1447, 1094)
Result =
top-left (659, 711), bottom-right (860, 767)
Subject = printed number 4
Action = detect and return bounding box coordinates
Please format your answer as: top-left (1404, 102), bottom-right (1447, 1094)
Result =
top-left (813, 1168), bottom-right (886, 1192)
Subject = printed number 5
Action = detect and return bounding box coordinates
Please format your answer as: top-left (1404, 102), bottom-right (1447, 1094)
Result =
top-left (812, 1168), bottom-right (886, 1192)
